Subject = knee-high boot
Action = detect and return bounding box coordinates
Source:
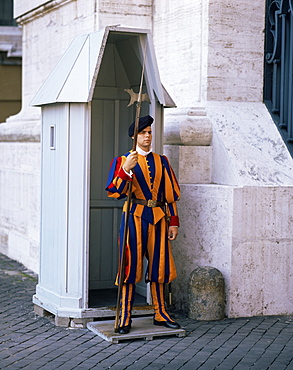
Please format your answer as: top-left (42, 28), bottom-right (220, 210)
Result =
top-left (150, 282), bottom-right (173, 322)
top-left (151, 282), bottom-right (181, 329)
top-left (119, 283), bottom-right (135, 329)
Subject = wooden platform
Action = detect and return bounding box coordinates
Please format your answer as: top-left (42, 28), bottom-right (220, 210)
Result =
top-left (87, 317), bottom-right (186, 343)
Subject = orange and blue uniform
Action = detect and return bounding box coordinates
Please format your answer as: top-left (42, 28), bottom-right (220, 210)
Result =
top-left (106, 150), bottom-right (180, 284)
top-left (106, 150), bottom-right (180, 328)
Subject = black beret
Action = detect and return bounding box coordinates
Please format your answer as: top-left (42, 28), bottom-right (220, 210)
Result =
top-left (128, 115), bottom-right (154, 137)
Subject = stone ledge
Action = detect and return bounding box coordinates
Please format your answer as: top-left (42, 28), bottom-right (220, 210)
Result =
top-left (164, 107), bottom-right (213, 146)
top-left (15, 0), bottom-right (72, 24)
top-left (0, 118), bottom-right (40, 142)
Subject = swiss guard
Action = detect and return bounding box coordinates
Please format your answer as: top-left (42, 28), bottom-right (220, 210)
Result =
top-left (105, 115), bottom-right (181, 334)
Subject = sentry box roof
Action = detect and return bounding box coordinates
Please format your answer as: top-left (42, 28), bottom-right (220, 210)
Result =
top-left (31, 25), bottom-right (175, 108)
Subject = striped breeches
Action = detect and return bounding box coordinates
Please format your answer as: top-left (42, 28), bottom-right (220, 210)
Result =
top-left (118, 213), bottom-right (177, 284)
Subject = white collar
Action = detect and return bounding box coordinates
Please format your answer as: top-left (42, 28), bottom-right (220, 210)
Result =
top-left (136, 145), bottom-right (153, 156)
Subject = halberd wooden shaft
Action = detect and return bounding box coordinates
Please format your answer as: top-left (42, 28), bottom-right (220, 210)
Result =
top-left (114, 42), bottom-right (148, 332)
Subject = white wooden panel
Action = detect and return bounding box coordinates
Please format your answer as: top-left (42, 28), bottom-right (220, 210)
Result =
top-left (39, 104), bottom-right (70, 295)
top-left (66, 103), bottom-right (89, 302)
top-left (94, 44), bottom-right (130, 88)
top-left (38, 103), bottom-right (90, 310)
top-left (162, 84), bottom-right (176, 108)
top-left (89, 208), bottom-right (119, 289)
top-left (153, 99), bottom-right (164, 154)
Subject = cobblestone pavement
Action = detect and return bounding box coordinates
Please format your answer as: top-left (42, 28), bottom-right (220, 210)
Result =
top-left (0, 253), bottom-right (292, 369)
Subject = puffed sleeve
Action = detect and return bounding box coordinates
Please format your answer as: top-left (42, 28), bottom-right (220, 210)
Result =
top-left (105, 155), bottom-right (133, 200)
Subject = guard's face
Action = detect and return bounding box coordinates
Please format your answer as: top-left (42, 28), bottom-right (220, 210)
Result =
top-left (136, 126), bottom-right (152, 151)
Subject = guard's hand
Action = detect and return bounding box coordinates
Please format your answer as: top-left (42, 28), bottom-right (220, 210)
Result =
top-left (168, 226), bottom-right (178, 241)
top-left (124, 151), bottom-right (138, 172)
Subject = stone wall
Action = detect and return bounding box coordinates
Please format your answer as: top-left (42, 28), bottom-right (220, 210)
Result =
top-left (172, 184), bottom-right (233, 314)
top-left (158, 0), bottom-right (293, 317)
top-left (153, 0), bottom-right (208, 107)
top-left (231, 186), bottom-right (293, 317)
top-left (172, 182), bottom-right (293, 317)
top-left (207, 0), bottom-right (265, 102)
top-left (0, 141), bottom-right (40, 273)
top-left (166, 101), bottom-right (293, 316)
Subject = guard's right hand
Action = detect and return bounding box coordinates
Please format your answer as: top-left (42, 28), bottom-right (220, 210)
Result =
top-left (124, 151), bottom-right (138, 172)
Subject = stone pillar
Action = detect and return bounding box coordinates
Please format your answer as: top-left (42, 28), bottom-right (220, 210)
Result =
top-left (188, 266), bottom-right (225, 321)
top-left (163, 107), bottom-right (214, 314)
top-left (164, 107), bottom-right (213, 184)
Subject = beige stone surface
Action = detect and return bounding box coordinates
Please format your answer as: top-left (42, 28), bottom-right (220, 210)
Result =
top-left (14, 0), bottom-right (54, 18)
top-left (153, 0), bottom-right (208, 107)
top-left (15, 0), bottom-right (152, 116)
top-left (179, 146), bottom-right (212, 184)
top-left (230, 239), bottom-right (293, 317)
top-left (172, 184), bottom-right (234, 314)
top-left (164, 144), bottom-right (212, 185)
top-left (230, 186), bottom-right (293, 317)
top-left (208, 0), bottom-right (265, 102)
top-left (172, 184), bottom-right (293, 317)
top-left (208, 102), bottom-right (293, 186)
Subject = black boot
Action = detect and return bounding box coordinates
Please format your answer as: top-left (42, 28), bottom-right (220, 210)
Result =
top-left (151, 282), bottom-right (181, 329)
top-left (153, 319), bottom-right (181, 329)
top-left (118, 320), bottom-right (132, 334)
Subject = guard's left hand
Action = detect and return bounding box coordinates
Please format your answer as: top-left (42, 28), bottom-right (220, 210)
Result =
top-left (168, 226), bottom-right (178, 241)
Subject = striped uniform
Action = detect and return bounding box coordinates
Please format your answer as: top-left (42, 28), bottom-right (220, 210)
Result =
top-left (106, 151), bottom-right (180, 285)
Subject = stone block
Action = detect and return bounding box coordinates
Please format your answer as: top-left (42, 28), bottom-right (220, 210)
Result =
top-left (179, 146), bottom-right (212, 184)
top-left (164, 108), bottom-right (213, 146)
top-left (70, 318), bottom-right (92, 329)
top-left (164, 145), bottom-right (179, 176)
top-left (173, 184), bottom-right (233, 314)
top-left (55, 316), bottom-right (70, 327)
top-left (188, 266), bottom-right (225, 321)
top-left (34, 304), bottom-right (53, 318)
top-left (165, 143), bottom-right (213, 185)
